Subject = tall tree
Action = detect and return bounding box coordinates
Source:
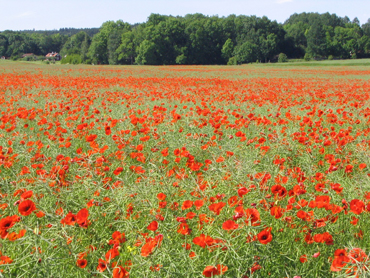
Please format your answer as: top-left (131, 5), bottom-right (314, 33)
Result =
top-left (306, 21), bottom-right (327, 58)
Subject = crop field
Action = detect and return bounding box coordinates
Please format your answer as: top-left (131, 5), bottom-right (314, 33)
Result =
top-left (0, 60), bottom-right (370, 277)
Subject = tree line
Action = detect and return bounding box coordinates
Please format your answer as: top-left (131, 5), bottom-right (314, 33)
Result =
top-left (1, 12), bottom-right (370, 64)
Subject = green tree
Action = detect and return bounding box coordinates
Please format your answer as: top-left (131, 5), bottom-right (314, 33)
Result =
top-left (88, 20), bottom-right (130, 64)
top-left (136, 39), bottom-right (158, 65)
top-left (60, 31), bottom-right (91, 62)
top-left (306, 21), bottom-right (327, 58)
top-left (107, 30), bottom-right (121, 65)
top-left (116, 31), bottom-right (136, 64)
top-left (278, 53), bottom-right (288, 62)
top-left (234, 41), bottom-right (258, 63)
top-left (0, 34), bottom-right (8, 57)
top-left (221, 38), bottom-right (234, 62)
top-left (362, 19), bottom-right (370, 36)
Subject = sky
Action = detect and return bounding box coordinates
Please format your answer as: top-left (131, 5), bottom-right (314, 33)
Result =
top-left (0, 0), bottom-right (369, 31)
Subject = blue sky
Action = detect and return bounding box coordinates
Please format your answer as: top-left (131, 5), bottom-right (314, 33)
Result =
top-left (0, 0), bottom-right (369, 31)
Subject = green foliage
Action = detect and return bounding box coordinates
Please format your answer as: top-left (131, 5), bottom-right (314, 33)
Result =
top-left (221, 38), bottom-right (234, 62)
top-left (60, 54), bottom-right (82, 64)
top-left (2, 12), bottom-right (370, 65)
top-left (306, 21), bottom-right (327, 58)
top-left (304, 53), bottom-right (311, 61)
top-left (116, 31), bottom-right (136, 64)
top-left (88, 20), bottom-right (131, 65)
top-left (60, 32), bottom-right (91, 63)
top-left (175, 54), bottom-right (187, 64)
top-left (278, 53), bottom-right (288, 62)
top-left (328, 54), bottom-right (334, 60)
top-left (234, 41), bottom-right (258, 64)
top-left (136, 40), bottom-right (157, 65)
top-left (227, 56), bottom-right (237, 65)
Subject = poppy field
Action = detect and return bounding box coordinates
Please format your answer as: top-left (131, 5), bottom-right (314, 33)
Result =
top-left (1, 61), bottom-right (370, 277)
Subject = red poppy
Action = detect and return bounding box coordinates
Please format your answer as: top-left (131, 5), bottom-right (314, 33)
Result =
top-left (208, 202), bottom-right (225, 215)
top-left (109, 231), bottom-right (126, 245)
top-left (222, 220), bottom-right (239, 231)
top-left (112, 265), bottom-right (129, 278)
top-left (20, 190), bottom-right (33, 200)
top-left (147, 221), bottom-right (158, 231)
top-left (97, 258), bottom-right (107, 272)
top-left (245, 208), bottom-right (261, 226)
top-left (105, 247), bottom-right (120, 262)
top-left (350, 199), bottom-right (365, 215)
top-left (76, 259), bottom-right (87, 268)
top-left (86, 134), bottom-right (97, 142)
top-left (157, 193), bottom-right (166, 200)
top-left (141, 234), bottom-right (163, 257)
top-left (194, 200), bottom-right (204, 210)
top-left (237, 187), bottom-right (249, 197)
top-left (113, 167), bottom-right (124, 175)
top-left (202, 264), bottom-right (228, 277)
top-left (257, 228), bottom-right (272, 244)
top-left (35, 211), bottom-right (45, 218)
top-left (181, 200), bottom-right (193, 210)
top-left (76, 208), bottom-right (89, 227)
top-left (203, 266), bottom-right (218, 277)
top-left (331, 256), bottom-right (350, 271)
top-left (193, 234), bottom-right (214, 248)
top-left (0, 215), bottom-right (19, 231)
top-left (300, 254), bottom-right (307, 263)
top-left (18, 200), bottom-right (36, 216)
top-left (61, 212), bottom-right (77, 226)
top-left (177, 223), bottom-right (191, 235)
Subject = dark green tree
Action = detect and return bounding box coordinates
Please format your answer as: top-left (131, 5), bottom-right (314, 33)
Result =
top-left (306, 21), bottom-right (327, 58)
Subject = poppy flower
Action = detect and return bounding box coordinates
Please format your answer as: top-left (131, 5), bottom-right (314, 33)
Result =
top-left (76, 208), bottom-right (89, 227)
top-left (202, 266), bottom-right (218, 277)
top-left (147, 221), bottom-right (158, 231)
top-left (76, 259), bottom-right (87, 268)
top-left (181, 200), bottom-right (193, 210)
top-left (193, 234), bottom-right (214, 248)
top-left (237, 187), bottom-right (249, 197)
top-left (222, 220), bottom-right (239, 231)
top-left (194, 200), bottom-right (204, 210)
top-left (350, 199), bottom-right (365, 215)
top-left (18, 200), bottom-right (36, 216)
top-left (20, 190), bottom-right (33, 200)
top-left (97, 259), bottom-right (107, 272)
top-left (113, 167), bottom-right (124, 175)
top-left (245, 208), bottom-right (261, 226)
top-left (112, 265), bottom-right (129, 278)
top-left (105, 247), bottom-right (120, 262)
top-left (109, 231), bottom-right (126, 245)
top-left (177, 223), bottom-right (191, 235)
top-left (0, 215), bottom-right (19, 231)
top-left (202, 264), bottom-right (228, 277)
top-left (141, 234), bottom-right (163, 257)
top-left (61, 212), bottom-right (77, 226)
top-left (35, 211), bottom-right (45, 218)
top-left (86, 134), bottom-right (97, 142)
top-left (257, 228), bottom-right (272, 244)
top-left (300, 255), bottom-right (307, 263)
top-left (157, 193), bottom-right (166, 200)
top-left (208, 202), bottom-right (225, 215)
top-left (330, 256), bottom-right (350, 271)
